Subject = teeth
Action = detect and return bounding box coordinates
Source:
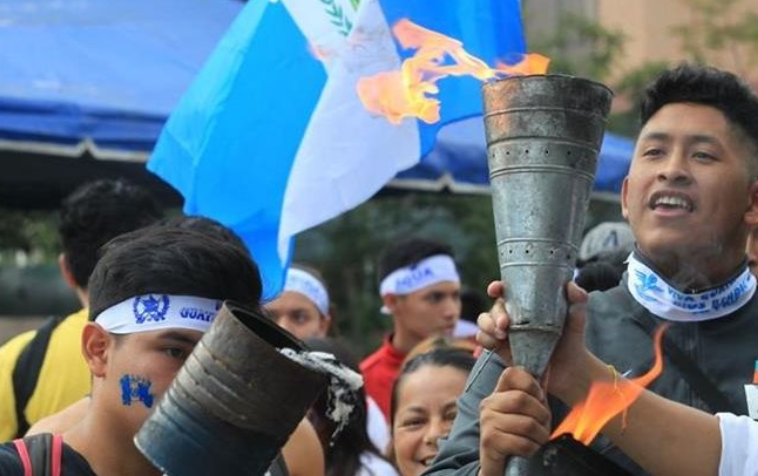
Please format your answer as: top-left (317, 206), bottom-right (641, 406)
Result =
top-left (655, 195), bottom-right (691, 210)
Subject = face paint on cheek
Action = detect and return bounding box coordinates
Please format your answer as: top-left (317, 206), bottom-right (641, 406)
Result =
top-left (119, 374), bottom-right (155, 408)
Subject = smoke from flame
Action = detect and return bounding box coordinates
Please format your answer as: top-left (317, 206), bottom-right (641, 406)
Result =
top-left (356, 19), bottom-right (550, 125)
top-left (551, 325), bottom-right (669, 445)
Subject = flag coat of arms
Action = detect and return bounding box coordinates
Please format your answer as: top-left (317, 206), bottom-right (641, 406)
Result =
top-left (149, 0), bottom-right (526, 298)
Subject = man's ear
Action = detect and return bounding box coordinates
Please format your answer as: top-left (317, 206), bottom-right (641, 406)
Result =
top-left (620, 176), bottom-right (630, 220)
top-left (382, 294), bottom-right (399, 314)
top-left (58, 253), bottom-right (78, 290)
top-left (82, 323), bottom-right (112, 378)
top-left (319, 314), bottom-right (333, 336)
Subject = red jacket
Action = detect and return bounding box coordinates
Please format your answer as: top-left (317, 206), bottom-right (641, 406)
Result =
top-left (360, 336), bottom-right (406, 421)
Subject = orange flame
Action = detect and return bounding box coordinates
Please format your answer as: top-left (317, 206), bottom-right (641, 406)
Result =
top-left (495, 54), bottom-right (551, 77)
top-left (356, 19), bottom-right (550, 125)
top-left (551, 325), bottom-right (669, 445)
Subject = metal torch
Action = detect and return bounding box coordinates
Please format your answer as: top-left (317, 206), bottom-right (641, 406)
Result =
top-left (482, 74), bottom-right (613, 476)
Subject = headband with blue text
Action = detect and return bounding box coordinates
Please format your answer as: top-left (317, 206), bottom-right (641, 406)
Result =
top-left (379, 254), bottom-right (460, 297)
top-left (284, 268), bottom-right (330, 315)
top-left (95, 294), bottom-right (222, 334)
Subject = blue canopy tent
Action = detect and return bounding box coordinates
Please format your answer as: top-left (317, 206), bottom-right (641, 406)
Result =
top-left (0, 0), bottom-right (634, 210)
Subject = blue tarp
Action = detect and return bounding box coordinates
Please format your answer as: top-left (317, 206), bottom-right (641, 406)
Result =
top-left (0, 0), bottom-right (240, 154)
top-left (0, 0), bottom-right (634, 196)
top-left (392, 117), bottom-right (634, 195)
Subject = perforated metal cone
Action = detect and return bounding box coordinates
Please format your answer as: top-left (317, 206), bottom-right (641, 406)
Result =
top-left (135, 302), bottom-right (328, 476)
top-left (482, 75), bottom-right (613, 476)
top-left (483, 74), bottom-right (612, 376)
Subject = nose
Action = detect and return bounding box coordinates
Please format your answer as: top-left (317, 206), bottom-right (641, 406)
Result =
top-left (657, 152), bottom-right (692, 185)
top-left (443, 295), bottom-right (461, 319)
top-left (423, 418), bottom-right (451, 448)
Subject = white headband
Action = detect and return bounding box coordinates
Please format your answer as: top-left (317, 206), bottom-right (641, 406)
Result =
top-left (95, 294), bottom-right (222, 334)
top-left (379, 254), bottom-right (460, 296)
top-left (284, 268), bottom-right (330, 315)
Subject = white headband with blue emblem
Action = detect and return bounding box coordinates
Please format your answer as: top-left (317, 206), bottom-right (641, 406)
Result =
top-left (379, 254), bottom-right (460, 297)
top-left (284, 268), bottom-right (330, 315)
top-left (95, 294), bottom-right (222, 334)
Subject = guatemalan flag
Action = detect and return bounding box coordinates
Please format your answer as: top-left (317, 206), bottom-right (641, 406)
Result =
top-left (148, 0), bottom-right (526, 299)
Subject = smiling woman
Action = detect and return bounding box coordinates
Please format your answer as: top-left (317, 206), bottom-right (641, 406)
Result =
top-left (389, 347), bottom-right (476, 476)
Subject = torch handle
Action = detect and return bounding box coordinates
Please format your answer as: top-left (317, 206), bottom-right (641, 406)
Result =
top-left (502, 363), bottom-right (544, 476)
top-left (504, 455), bottom-right (530, 476)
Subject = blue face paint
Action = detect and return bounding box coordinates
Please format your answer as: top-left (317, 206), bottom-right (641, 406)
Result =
top-left (119, 374), bottom-right (155, 408)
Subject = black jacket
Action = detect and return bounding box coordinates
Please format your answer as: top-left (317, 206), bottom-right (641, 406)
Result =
top-left (427, 274), bottom-right (758, 476)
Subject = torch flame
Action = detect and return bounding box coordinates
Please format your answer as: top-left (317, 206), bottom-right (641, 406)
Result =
top-left (551, 325), bottom-right (669, 445)
top-left (356, 19), bottom-right (550, 125)
top-left (495, 55), bottom-right (552, 77)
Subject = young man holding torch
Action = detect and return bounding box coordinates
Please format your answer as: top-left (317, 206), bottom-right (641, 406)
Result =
top-left (477, 280), bottom-right (757, 476)
top-left (424, 63), bottom-right (758, 476)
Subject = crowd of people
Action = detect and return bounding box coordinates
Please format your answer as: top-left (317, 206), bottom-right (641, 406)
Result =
top-left (0, 62), bottom-right (757, 476)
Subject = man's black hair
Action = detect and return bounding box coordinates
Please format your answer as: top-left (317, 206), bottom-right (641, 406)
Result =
top-left (156, 215), bottom-right (250, 256)
top-left (639, 63), bottom-right (758, 171)
top-left (88, 226), bottom-right (262, 321)
top-left (378, 238), bottom-right (455, 281)
top-left (59, 179), bottom-right (162, 289)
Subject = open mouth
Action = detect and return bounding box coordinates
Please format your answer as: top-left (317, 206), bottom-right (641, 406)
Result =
top-left (649, 191), bottom-right (694, 212)
top-left (420, 456), bottom-right (436, 467)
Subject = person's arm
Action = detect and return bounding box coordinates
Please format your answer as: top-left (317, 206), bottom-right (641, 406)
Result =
top-left (0, 331), bottom-right (37, 441)
top-left (554, 353), bottom-right (721, 476)
top-left (424, 350), bottom-right (507, 476)
top-left (282, 418), bottom-right (325, 476)
top-left (494, 364), bottom-right (723, 476)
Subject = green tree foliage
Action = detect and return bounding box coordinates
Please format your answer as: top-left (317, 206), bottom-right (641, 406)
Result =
top-left (607, 61), bottom-right (670, 137)
top-left (526, 10), bottom-right (644, 137)
top-left (672, 0), bottom-right (758, 76)
top-left (0, 209), bottom-right (59, 264)
top-left (608, 0), bottom-right (758, 137)
top-left (530, 11), bottom-right (626, 82)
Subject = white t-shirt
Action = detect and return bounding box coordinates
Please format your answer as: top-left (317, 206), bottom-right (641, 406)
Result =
top-left (718, 413), bottom-right (758, 476)
top-left (366, 396), bottom-right (390, 453)
top-left (356, 452), bottom-right (399, 476)
top-left (453, 320), bottom-right (478, 339)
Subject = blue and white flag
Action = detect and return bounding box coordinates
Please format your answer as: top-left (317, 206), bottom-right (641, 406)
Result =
top-left (148, 0), bottom-right (526, 298)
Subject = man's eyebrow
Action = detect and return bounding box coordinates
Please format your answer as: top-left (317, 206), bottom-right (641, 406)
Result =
top-left (155, 331), bottom-right (199, 346)
top-left (686, 134), bottom-right (721, 146)
top-left (639, 132), bottom-right (671, 142)
top-left (640, 131), bottom-right (721, 144)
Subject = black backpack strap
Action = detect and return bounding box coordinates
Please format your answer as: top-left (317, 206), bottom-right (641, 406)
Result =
top-left (26, 434), bottom-right (53, 476)
top-left (12, 316), bottom-right (64, 437)
top-left (633, 310), bottom-right (737, 414)
top-left (13, 433), bottom-right (62, 476)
